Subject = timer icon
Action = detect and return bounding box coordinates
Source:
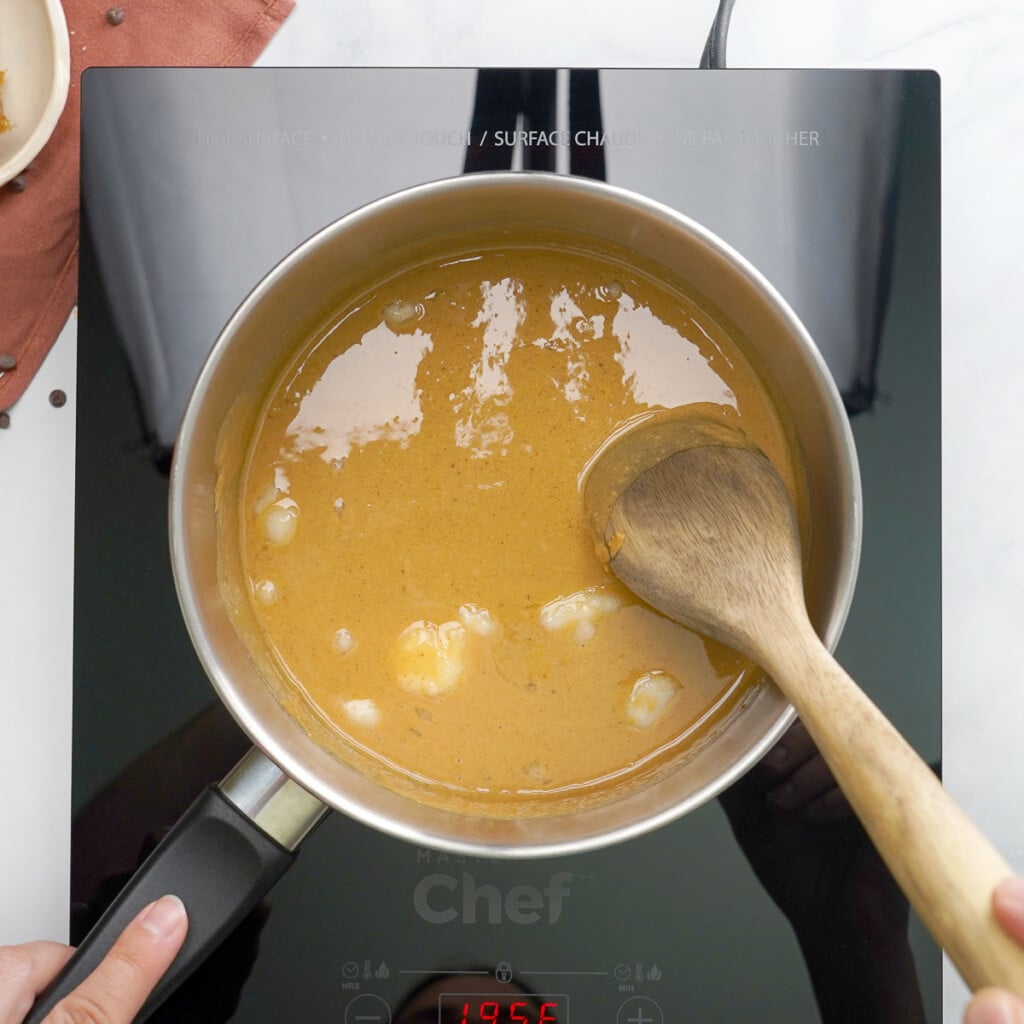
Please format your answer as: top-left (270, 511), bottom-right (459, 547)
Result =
top-left (495, 960), bottom-right (514, 984)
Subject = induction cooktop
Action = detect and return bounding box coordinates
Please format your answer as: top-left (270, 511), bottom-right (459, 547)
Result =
top-left (73, 68), bottom-right (941, 1022)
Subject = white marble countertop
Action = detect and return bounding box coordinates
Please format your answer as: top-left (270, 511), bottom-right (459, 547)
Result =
top-left (2, 1), bottom-right (1023, 1020)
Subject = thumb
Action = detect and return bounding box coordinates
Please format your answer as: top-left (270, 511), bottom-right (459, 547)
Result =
top-left (45, 895), bottom-right (188, 1024)
top-left (964, 989), bottom-right (1024, 1024)
top-left (992, 878), bottom-right (1024, 947)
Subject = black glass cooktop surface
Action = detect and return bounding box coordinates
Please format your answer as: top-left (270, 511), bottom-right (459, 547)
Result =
top-left (74, 68), bottom-right (940, 1023)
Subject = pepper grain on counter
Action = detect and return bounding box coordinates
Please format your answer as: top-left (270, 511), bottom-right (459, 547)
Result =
top-left (233, 244), bottom-right (808, 817)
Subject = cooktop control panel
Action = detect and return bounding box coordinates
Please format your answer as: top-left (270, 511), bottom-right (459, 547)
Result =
top-left (342, 972), bottom-right (661, 1023)
top-left (335, 953), bottom-right (670, 1022)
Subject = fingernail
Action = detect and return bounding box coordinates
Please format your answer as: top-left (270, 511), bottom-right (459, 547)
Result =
top-left (139, 895), bottom-right (187, 939)
top-left (995, 876), bottom-right (1024, 912)
top-left (964, 990), bottom-right (1023, 1024)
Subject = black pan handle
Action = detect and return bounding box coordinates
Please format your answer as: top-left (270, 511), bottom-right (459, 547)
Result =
top-left (27, 751), bottom-right (327, 1023)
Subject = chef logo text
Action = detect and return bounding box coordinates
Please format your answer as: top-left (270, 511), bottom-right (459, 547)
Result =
top-left (413, 870), bottom-right (575, 925)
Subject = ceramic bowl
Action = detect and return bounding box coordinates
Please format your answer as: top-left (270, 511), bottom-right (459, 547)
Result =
top-left (0, 0), bottom-right (70, 187)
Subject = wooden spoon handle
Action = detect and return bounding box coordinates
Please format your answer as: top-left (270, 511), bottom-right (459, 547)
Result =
top-left (769, 617), bottom-right (1024, 995)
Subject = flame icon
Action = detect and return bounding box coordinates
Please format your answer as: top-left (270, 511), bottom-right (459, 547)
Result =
top-left (647, 963), bottom-right (662, 982)
top-left (375, 961), bottom-right (390, 980)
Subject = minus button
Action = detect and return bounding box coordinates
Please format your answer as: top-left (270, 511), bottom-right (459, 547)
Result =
top-left (344, 994), bottom-right (392, 1024)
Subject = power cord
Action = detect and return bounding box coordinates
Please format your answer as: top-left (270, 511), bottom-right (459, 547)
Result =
top-left (699, 0), bottom-right (737, 68)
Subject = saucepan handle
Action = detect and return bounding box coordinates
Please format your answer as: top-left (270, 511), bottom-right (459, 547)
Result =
top-left (26, 749), bottom-right (328, 1023)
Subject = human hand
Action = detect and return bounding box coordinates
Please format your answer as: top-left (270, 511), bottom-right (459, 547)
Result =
top-left (964, 878), bottom-right (1024, 1024)
top-left (71, 829), bottom-right (268, 1024)
top-left (0, 894), bottom-right (187, 1024)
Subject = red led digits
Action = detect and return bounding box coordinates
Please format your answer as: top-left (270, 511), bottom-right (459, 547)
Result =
top-left (449, 996), bottom-right (562, 1021)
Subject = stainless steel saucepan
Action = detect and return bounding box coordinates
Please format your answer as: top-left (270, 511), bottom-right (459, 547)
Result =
top-left (29, 172), bottom-right (860, 1021)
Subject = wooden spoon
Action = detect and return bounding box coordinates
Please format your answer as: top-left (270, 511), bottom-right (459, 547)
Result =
top-left (587, 417), bottom-right (1024, 996)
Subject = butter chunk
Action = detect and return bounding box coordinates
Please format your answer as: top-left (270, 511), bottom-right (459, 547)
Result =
top-left (343, 698), bottom-right (381, 727)
top-left (458, 603), bottom-right (501, 638)
top-left (392, 620), bottom-right (467, 697)
top-left (625, 671), bottom-right (679, 728)
top-left (539, 587), bottom-right (621, 632)
top-left (263, 503), bottom-right (299, 545)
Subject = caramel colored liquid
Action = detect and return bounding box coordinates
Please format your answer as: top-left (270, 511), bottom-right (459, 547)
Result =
top-left (238, 246), bottom-right (802, 816)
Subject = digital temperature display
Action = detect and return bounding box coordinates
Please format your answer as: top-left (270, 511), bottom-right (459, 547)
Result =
top-left (438, 993), bottom-right (567, 1023)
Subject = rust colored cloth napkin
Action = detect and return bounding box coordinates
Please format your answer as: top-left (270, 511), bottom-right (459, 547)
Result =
top-left (0, 0), bottom-right (295, 413)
